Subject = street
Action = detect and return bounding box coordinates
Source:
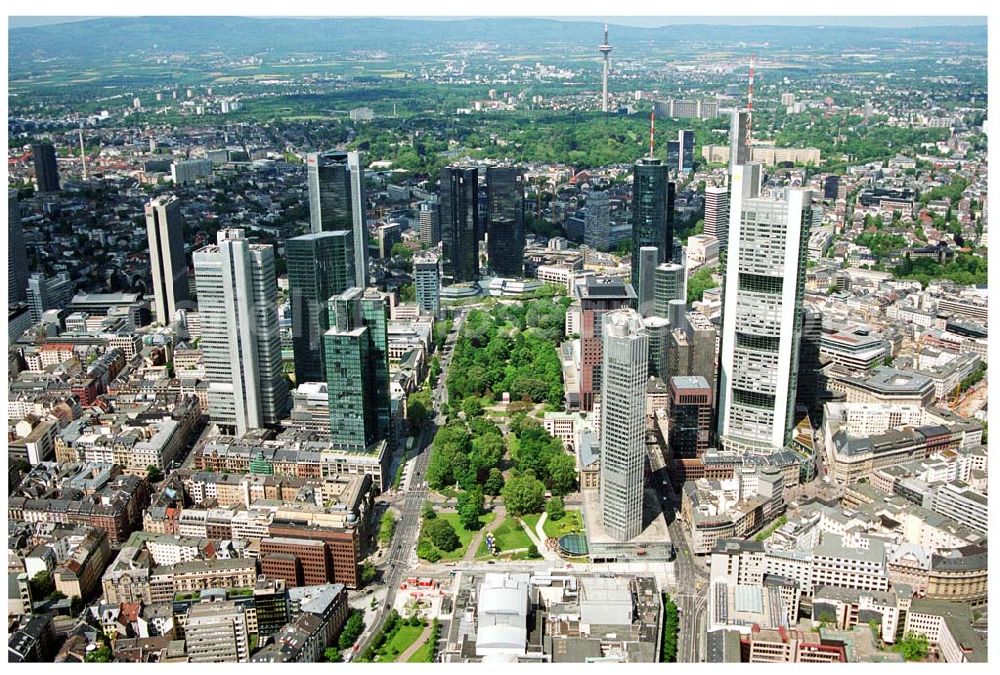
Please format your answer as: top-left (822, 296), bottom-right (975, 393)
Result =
top-left (352, 309), bottom-right (465, 659)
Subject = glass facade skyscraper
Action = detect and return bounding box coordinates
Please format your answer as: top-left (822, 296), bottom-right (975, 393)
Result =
top-left (486, 165), bottom-right (525, 278)
top-left (440, 166), bottom-right (480, 285)
top-left (306, 150), bottom-right (368, 289)
top-left (631, 157), bottom-right (675, 288)
top-left (324, 288), bottom-right (390, 450)
top-left (288, 231), bottom-right (354, 384)
top-left (717, 163), bottom-right (811, 453)
top-left (32, 142), bottom-right (60, 193)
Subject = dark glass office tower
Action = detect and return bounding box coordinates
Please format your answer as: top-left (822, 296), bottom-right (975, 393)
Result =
top-left (324, 288), bottom-right (390, 450)
top-left (306, 150), bottom-right (368, 288)
top-left (288, 231), bottom-right (354, 384)
top-left (631, 157), bottom-right (675, 288)
top-left (486, 166), bottom-right (525, 278)
top-left (679, 130), bottom-right (695, 173)
top-left (440, 166), bottom-right (480, 285)
top-left (32, 143), bottom-right (60, 193)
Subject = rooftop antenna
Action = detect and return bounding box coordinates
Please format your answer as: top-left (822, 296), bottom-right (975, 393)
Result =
top-left (649, 109), bottom-right (655, 159)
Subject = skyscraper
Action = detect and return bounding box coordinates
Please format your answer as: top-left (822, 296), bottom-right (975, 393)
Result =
top-left (678, 130), bottom-right (695, 173)
top-left (729, 109), bottom-right (751, 174)
top-left (324, 288), bottom-right (390, 450)
top-left (631, 157), bottom-right (675, 288)
top-left (145, 195), bottom-right (190, 325)
top-left (414, 252), bottom-right (441, 319)
top-left (440, 166), bottom-right (480, 285)
top-left (635, 246), bottom-right (659, 317)
top-left (287, 231), bottom-right (355, 384)
top-left (599, 309), bottom-right (649, 542)
top-left (576, 276), bottom-right (636, 412)
top-left (306, 150), bottom-right (368, 288)
top-left (418, 198), bottom-right (441, 246)
top-left (717, 164), bottom-right (811, 453)
top-left (8, 191), bottom-right (28, 304)
top-left (32, 143), bottom-right (60, 193)
top-left (194, 229), bottom-right (290, 436)
top-left (653, 262), bottom-right (685, 319)
top-left (704, 185), bottom-right (730, 252)
top-left (584, 191), bottom-right (611, 251)
top-left (486, 166), bottom-right (526, 278)
top-left (668, 375), bottom-right (712, 460)
top-left (27, 272), bottom-right (74, 323)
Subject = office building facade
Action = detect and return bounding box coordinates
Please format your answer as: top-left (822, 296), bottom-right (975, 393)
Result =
top-left (577, 276), bottom-right (637, 412)
top-left (9, 191), bottom-right (29, 304)
top-left (194, 229), bottom-right (290, 436)
top-left (600, 309), bottom-right (649, 542)
top-left (324, 288), bottom-right (390, 450)
top-left (678, 130), bottom-right (695, 173)
top-left (717, 164), bottom-right (811, 453)
top-left (288, 231), bottom-right (354, 384)
top-left (486, 166), bottom-right (526, 277)
top-left (668, 375), bottom-right (712, 459)
top-left (631, 157), bottom-right (675, 288)
top-left (145, 195), bottom-right (190, 325)
top-left (418, 198), bottom-right (442, 246)
top-left (584, 191), bottom-right (611, 251)
top-left (635, 246), bottom-right (659, 317)
top-left (653, 262), bottom-right (685, 319)
top-left (704, 185), bottom-right (730, 252)
top-left (414, 252), bottom-right (441, 319)
top-left (306, 150), bottom-right (368, 288)
top-left (440, 166), bottom-right (480, 284)
top-left (27, 272), bottom-right (74, 324)
top-left (32, 143), bottom-right (60, 193)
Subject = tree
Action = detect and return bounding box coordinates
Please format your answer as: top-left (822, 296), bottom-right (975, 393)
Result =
top-left (661, 594), bottom-right (679, 662)
top-left (407, 389), bottom-right (432, 432)
top-left (546, 453), bottom-right (577, 495)
top-left (484, 467), bottom-right (505, 496)
top-left (894, 632), bottom-right (930, 662)
top-left (687, 266), bottom-right (719, 304)
top-left (422, 502), bottom-right (437, 520)
top-left (29, 570), bottom-right (54, 599)
top-left (501, 471), bottom-right (546, 516)
top-left (461, 396), bottom-right (483, 419)
top-left (425, 518), bottom-right (461, 552)
top-left (526, 543), bottom-right (540, 559)
top-left (361, 561), bottom-right (377, 585)
top-left (457, 487), bottom-right (485, 531)
top-left (338, 610), bottom-right (366, 649)
top-left (85, 645), bottom-right (112, 663)
top-left (391, 242), bottom-right (414, 260)
top-left (146, 465), bottom-right (163, 483)
top-left (546, 496), bottom-right (566, 522)
top-left (417, 539), bottom-right (441, 562)
top-left (324, 647), bottom-right (343, 662)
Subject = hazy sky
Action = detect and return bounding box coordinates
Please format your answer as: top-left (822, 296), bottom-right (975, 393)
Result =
top-left (9, 15), bottom-right (987, 29)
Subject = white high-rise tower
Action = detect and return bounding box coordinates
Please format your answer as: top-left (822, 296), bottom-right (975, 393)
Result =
top-left (194, 229), bottom-right (290, 436)
top-left (717, 164), bottom-right (811, 454)
top-left (599, 308), bottom-right (649, 542)
top-left (598, 24), bottom-right (613, 113)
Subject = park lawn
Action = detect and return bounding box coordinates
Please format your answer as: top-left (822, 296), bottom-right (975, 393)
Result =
top-left (481, 516), bottom-right (533, 555)
top-left (522, 513), bottom-right (542, 532)
top-left (436, 512), bottom-right (496, 560)
top-left (543, 510), bottom-right (583, 539)
top-left (406, 634), bottom-right (434, 663)
top-left (377, 624), bottom-right (425, 662)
